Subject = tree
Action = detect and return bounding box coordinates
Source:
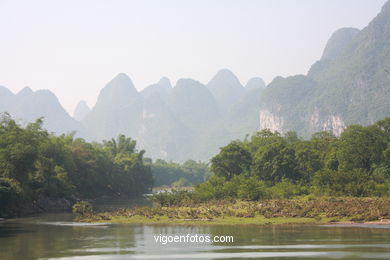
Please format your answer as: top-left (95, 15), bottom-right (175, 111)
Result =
top-left (210, 141), bottom-right (252, 180)
top-left (246, 129), bottom-right (283, 153)
top-left (313, 168), bottom-right (374, 197)
top-left (284, 131), bottom-right (300, 144)
top-left (0, 114), bottom-right (45, 185)
top-left (252, 142), bottom-right (298, 184)
top-left (294, 142), bottom-right (322, 183)
top-left (104, 134), bottom-right (136, 157)
top-left (376, 117), bottom-right (390, 140)
top-left (338, 125), bottom-right (386, 171)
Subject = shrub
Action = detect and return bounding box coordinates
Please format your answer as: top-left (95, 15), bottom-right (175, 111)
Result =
top-left (151, 190), bottom-right (193, 206)
top-left (268, 179), bottom-right (307, 199)
top-left (72, 201), bottom-right (93, 216)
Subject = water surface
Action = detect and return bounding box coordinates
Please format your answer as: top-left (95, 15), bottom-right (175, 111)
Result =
top-left (1, 200), bottom-right (390, 260)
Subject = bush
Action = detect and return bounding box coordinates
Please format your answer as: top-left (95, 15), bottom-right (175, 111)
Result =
top-left (268, 179), bottom-right (307, 199)
top-left (151, 190), bottom-right (193, 206)
top-left (236, 176), bottom-right (268, 200)
top-left (171, 177), bottom-right (191, 188)
top-left (313, 168), bottom-right (375, 197)
top-left (374, 180), bottom-right (390, 196)
top-left (72, 201), bottom-right (93, 216)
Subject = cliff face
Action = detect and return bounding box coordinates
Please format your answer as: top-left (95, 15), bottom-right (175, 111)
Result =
top-left (259, 109), bottom-right (283, 133)
top-left (258, 108), bottom-right (346, 137)
top-left (258, 0), bottom-right (390, 137)
top-left (308, 111), bottom-right (346, 136)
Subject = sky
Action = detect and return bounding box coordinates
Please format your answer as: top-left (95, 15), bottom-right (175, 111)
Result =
top-left (0, 0), bottom-right (387, 114)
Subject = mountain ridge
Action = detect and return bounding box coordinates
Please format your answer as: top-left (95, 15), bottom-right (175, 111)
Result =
top-left (1, 0), bottom-right (389, 161)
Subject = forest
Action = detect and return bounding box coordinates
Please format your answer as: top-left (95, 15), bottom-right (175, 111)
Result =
top-left (3, 111), bottom-right (390, 216)
top-left (153, 118), bottom-right (390, 206)
top-left (147, 159), bottom-right (208, 187)
top-left (0, 113), bottom-right (153, 216)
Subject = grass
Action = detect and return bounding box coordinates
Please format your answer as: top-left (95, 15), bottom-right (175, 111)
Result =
top-left (79, 197), bottom-right (390, 225)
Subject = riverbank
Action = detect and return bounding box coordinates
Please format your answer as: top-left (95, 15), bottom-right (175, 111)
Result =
top-left (80, 197), bottom-right (390, 225)
top-left (0, 196), bottom-right (74, 218)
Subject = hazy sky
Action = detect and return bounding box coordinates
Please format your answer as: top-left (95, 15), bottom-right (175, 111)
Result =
top-left (0, 0), bottom-right (386, 114)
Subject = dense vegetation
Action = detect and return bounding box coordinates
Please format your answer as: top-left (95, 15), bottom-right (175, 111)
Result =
top-left (153, 118), bottom-right (390, 206)
top-left (147, 159), bottom-right (208, 187)
top-left (0, 113), bottom-right (153, 216)
top-left (87, 198), bottom-right (390, 224)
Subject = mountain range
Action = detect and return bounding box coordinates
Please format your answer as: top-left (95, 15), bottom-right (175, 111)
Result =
top-left (0, 0), bottom-right (389, 162)
top-left (259, 1), bottom-right (390, 137)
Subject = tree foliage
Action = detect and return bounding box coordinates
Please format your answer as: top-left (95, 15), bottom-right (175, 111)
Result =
top-left (149, 159), bottom-right (207, 187)
top-left (188, 117), bottom-right (390, 201)
top-left (0, 113), bottom-right (153, 215)
top-left (210, 141), bottom-right (252, 180)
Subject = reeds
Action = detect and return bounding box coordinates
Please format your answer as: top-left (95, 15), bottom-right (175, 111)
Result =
top-left (85, 197), bottom-right (390, 223)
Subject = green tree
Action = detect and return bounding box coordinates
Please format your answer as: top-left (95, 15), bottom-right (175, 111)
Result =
top-left (338, 125), bottom-right (386, 171)
top-left (252, 142), bottom-right (298, 184)
top-left (293, 142), bottom-right (322, 182)
top-left (210, 141), bottom-right (252, 180)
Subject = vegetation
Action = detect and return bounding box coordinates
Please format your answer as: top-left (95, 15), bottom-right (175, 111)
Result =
top-left (72, 201), bottom-right (93, 217)
top-left (4, 109), bottom-right (390, 226)
top-left (152, 118), bottom-right (390, 205)
top-left (0, 113), bottom-right (153, 216)
top-left (259, 3), bottom-right (390, 139)
top-left (82, 198), bottom-right (390, 225)
top-left (147, 159), bottom-right (208, 187)
top-left (78, 117), bottom-right (390, 225)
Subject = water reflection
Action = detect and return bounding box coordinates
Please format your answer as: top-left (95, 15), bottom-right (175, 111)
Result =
top-left (1, 203), bottom-right (390, 260)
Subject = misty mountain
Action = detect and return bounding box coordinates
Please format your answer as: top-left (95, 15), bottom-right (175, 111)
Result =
top-left (226, 86), bottom-right (264, 135)
top-left (257, 1), bottom-right (390, 138)
top-left (140, 77), bottom-right (172, 103)
top-left (320, 27), bottom-right (360, 61)
top-left (76, 71), bottom-right (261, 161)
top-left (73, 100), bottom-right (91, 121)
top-left (136, 93), bottom-right (191, 160)
top-left (2, 1), bottom-right (389, 162)
top-left (0, 86), bottom-right (13, 111)
top-left (168, 79), bottom-right (220, 131)
top-left (0, 86), bottom-right (82, 135)
top-left (207, 69), bottom-right (246, 114)
top-left (245, 77), bottom-right (266, 90)
top-left (81, 73), bottom-right (143, 140)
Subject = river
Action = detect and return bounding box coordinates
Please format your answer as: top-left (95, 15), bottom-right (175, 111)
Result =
top-left (1, 199), bottom-right (390, 260)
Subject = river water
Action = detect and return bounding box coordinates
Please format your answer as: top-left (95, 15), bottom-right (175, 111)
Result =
top-left (1, 199), bottom-right (390, 260)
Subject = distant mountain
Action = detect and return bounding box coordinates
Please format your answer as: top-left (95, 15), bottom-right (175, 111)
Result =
top-left (2, 1), bottom-right (388, 162)
top-left (136, 93), bottom-right (191, 160)
top-left (168, 79), bottom-right (220, 131)
top-left (226, 86), bottom-right (264, 135)
top-left (0, 86), bottom-right (13, 111)
top-left (245, 77), bottom-right (266, 90)
top-left (140, 77), bottom-right (172, 103)
top-left (258, 0), bottom-right (390, 137)
top-left (81, 73), bottom-right (143, 140)
top-left (73, 100), bottom-right (91, 121)
top-left (207, 69), bottom-right (246, 114)
top-left (94, 73), bottom-right (139, 109)
top-left (259, 76), bottom-right (318, 135)
top-left (320, 28), bottom-right (360, 61)
top-left (77, 73), bottom-right (263, 161)
top-left (0, 86), bottom-right (82, 135)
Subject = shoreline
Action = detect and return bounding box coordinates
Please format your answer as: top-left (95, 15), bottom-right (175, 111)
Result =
top-left (79, 198), bottom-right (390, 226)
top-left (80, 215), bottom-right (390, 226)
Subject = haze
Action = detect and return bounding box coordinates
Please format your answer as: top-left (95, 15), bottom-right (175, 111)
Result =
top-left (0, 0), bottom-right (386, 113)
